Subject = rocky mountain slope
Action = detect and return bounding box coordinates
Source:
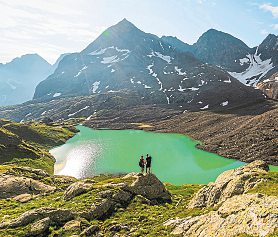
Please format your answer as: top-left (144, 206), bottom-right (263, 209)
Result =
top-left (163, 29), bottom-right (278, 87)
top-left (0, 54), bottom-right (66, 106)
top-left (257, 72), bottom-right (278, 100)
top-left (0, 160), bottom-right (276, 237)
top-left (32, 19), bottom-right (263, 111)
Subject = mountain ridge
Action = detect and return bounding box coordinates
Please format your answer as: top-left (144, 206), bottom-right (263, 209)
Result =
top-left (32, 19), bottom-right (264, 112)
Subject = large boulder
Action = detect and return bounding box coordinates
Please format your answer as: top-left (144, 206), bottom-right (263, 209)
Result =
top-left (0, 174), bottom-right (56, 199)
top-left (188, 160), bottom-right (269, 208)
top-left (0, 207), bottom-right (75, 228)
top-left (124, 173), bottom-right (171, 202)
top-left (63, 180), bottom-right (95, 200)
top-left (165, 193), bottom-right (278, 237)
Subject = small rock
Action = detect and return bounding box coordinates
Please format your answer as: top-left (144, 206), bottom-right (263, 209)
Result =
top-left (80, 224), bottom-right (100, 236)
top-left (102, 182), bottom-right (127, 188)
top-left (88, 199), bottom-right (116, 220)
top-left (63, 220), bottom-right (81, 231)
top-left (135, 195), bottom-right (152, 205)
top-left (13, 193), bottom-right (33, 203)
top-left (63, 180), bottom-right (94, 200)
top-left (109, 224), bottom-right (129, 232)
top-left (112, 190), bottom-right (133, 205)
top-left (30, 217), bottom-right (50, 236)
top-left (98, 190), bottom-right (114, 199)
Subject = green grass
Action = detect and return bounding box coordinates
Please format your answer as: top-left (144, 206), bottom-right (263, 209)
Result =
top-left (0, 120), bottom-right (77, 174)
top-left (0, 174), bottom-right (203, 237)
top-left (248, 171), bottom-right (278, 196)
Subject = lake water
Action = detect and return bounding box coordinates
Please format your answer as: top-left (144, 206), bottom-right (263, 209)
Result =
top-left (51, 125), bottom-right (252, 184)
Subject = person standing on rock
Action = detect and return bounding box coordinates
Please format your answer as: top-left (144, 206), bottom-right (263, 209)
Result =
top-left (146, 154), bottom-right (152, 173)
top-left (139, 155), bottom-right (145, 173)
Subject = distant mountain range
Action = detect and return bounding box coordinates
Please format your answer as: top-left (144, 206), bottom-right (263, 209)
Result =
top-left (32, 19), bottom-right (264, 111)
top-left (1, 18), bottom-right (278, 121)
top-left (0, 53), bottom-right (67, 106)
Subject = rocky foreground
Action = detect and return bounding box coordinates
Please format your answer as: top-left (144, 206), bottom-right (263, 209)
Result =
top-left (0, 160), bottom-right (277, 237)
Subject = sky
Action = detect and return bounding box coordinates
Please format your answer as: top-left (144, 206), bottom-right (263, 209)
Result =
top-left (1, 0), bottom-right (278, 64)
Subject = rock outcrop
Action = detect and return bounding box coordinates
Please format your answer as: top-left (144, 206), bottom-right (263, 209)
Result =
top-left (188, 160), bottom-right (269, 208)
top-left (5, 166), bottom-right (50, 180)
top-left (166, 193), bottom-right (278, 237)
top-left (0, 207), bottom-right (75, 228)
top-left (0, 174), bottom-right (56, 199)
top-left (257, 74), bottom-right (278, 100)
top-left (63, 180), bottom-right (95, 200)
top-left (124, 173), bottom-right (172, 203)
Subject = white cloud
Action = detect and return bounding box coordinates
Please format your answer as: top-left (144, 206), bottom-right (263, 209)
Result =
top-left (0, 0), bottom-right (106, 64)
top-left (272, 24), bottom-right (278, 30)
top-left (260, 29), bottom-right (269, 35)
top-left (260, 3), bottom-right (278, 18)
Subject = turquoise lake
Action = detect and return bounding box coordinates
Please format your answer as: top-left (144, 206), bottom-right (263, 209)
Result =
top-left (50, 125), bottom-right (276, 185)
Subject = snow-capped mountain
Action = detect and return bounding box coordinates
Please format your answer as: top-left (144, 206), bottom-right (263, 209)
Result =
top-left (33, 19), bottom-right (263, 111)
top-left (0, 54), bottom-right (67, 106)
top-left (163, 30), bottom-right (278, 87)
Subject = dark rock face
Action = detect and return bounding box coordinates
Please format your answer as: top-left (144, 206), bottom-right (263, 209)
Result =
top-left (31, 19), bottom-right (263, 113)
top-left (192, 29), bottom-right (251, 72)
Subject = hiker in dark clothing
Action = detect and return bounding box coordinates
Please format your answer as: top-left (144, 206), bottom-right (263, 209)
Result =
top-left (146, 154), bottom-right (152, 173)
top-left (139, 155), bottom-right (145, 173)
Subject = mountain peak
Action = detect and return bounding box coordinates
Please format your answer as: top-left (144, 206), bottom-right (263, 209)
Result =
top-left (110, 18), bottom-right (139, 32)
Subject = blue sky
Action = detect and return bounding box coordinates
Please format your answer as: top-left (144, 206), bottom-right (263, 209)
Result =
top-left (0, 0), bottom-right (278, 64)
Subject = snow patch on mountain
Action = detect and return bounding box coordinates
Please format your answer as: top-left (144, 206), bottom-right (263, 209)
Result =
top-left (53, 93), bottom-right (61, 97)
top-left (92, 81), bottom-right (100, 93)
top-left (239, 57), bottom-right (250, 65)
top-left (74, 66), bottom-right (88, 78)
top-left (228, 49), bottom-right (274, 86)
top-left (221, 101), bottom-right (229, 106)
top-left (174, 66), bottom-right (187, 75)
top-left (147, 51), bottom-right (172, 63)
top-left (188, 87), bottom-right (199, 91)
top-left (178, 85), bottom-right (186, 92)
top-left (89, 46), bottom-right (130, 56)
top-left (68, 106), bottom-right (90, 117)
top-left (200, 104), bottom-right (209, 110)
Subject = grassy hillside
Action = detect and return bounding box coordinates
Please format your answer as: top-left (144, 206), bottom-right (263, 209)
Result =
top-left (0, 119), bottom-right (77, 174)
